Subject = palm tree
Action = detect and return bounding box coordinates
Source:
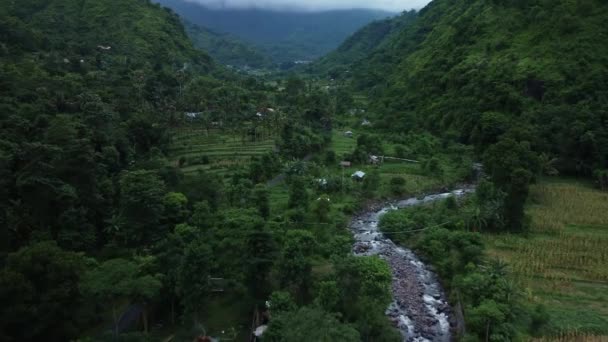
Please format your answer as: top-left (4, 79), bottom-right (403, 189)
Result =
top-left (465, 205), bottom-right (487, 232)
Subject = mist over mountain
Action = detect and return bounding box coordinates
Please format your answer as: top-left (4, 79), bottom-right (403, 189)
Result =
top-left (155, 0), bottom-right (395, 65)
top-left (174, 0), bottom-right (430, 12)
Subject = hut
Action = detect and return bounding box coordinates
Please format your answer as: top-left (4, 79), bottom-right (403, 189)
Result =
top-left (351, 171), bottom-right (366, 180)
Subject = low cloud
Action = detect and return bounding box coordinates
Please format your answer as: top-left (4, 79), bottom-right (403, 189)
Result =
top-left (181, 0), bottom-right (432, 12)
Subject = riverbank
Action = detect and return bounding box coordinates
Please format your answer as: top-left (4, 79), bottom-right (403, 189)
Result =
top-left (350, 188), bottom-right (474, 341)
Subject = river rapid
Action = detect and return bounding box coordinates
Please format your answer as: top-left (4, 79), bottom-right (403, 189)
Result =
top-left (350, 188), bottom-right (475, 342)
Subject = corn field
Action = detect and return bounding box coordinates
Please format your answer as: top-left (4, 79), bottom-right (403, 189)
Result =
top-left (484, 181), bottom-right (608, 337)
top-left (531, 332), bottom-right (608, 341)
top-left (528, 183), bottom-right (608, 233)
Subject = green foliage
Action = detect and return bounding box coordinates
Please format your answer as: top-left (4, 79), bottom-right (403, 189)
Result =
top-left (184, 20), bottom-right (273, 69)
top-left (253, 184), bottom-right (271, 220)
top-left (379, 199), bottom-right (547, 340)
top-left (0, 0), bottom-right (213, 252)
top-left (163, 192), bottom-right (189, 225)
top-left (288, 177), bottom-right (310, 210)
top-left (343, 0), bottom-right (608, 183)
top-left (313, 10), bottom-right (418, 77)
top-left (276, 230), bottom-right (316, 299)
top-left (265, 307), bottom-right (360, 342)
top-left (332, 256), bottom-right (400, 341)
top-left (176, 238), bottom-right (214, 317)
top-left (389, 176), bottom-right (406, 195)
top-left (313, 194), bottom-right (332, 223)
top-left (117, 170), bottom-right (167, 247)
top-left (268, 291), bottom-right (297, 315)
top-left (0, 241), bottom-right (91, 341)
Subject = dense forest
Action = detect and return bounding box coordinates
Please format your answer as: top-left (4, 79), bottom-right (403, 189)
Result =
top-left (183, 20), bottom-right (274, 69)
top-left (322, 0), bottom-right (608, 180)
top-left (312, 10), bottom-right (418, 76)
top-left (310, 0), bottom-right (608, 337)
top-left (2, 0), bottom-right (608, 340)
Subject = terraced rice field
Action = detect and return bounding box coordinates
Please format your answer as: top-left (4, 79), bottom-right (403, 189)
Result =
top-left (330, 129), bottom-right (357, 157)
top-left (484, 179), bottom-right (608, 335)
top-left (169, 128), bottom-right (276, 177)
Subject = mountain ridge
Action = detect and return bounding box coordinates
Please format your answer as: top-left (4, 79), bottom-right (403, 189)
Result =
top-left (155, 0), bottom-right (395, 65)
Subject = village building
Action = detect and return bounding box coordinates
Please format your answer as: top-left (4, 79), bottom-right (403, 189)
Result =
top-left (344, 130), bottom-right (353, 138)
top-left (352, 170), bottom-right (366, 180)
top-left (185, 112), bottom-right (202, 120)
top-left (361, 119), bottom-right (371, 126)
top-left (369, 155), bottom-right (381, 164)
top-left (340, 161), bottom-right (352, 168)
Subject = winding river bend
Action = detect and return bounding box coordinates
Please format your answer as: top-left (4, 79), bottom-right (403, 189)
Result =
top-left (350, 188), bottom-right (474, 342)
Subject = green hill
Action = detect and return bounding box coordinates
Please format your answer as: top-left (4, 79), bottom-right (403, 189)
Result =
top-left (0, 0), bottom-right (214, 252)
top-left (346, 0), bottom-right (608, 178)
top-left (183, 20), bottom-right (273, 69)
top-left (312, 10), bottom-right (418, 76)
top-left (155, 0), bottom-right (394, 65)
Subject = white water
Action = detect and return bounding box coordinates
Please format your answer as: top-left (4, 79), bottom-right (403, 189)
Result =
top-left (350, 188), bottom-right (474, 341)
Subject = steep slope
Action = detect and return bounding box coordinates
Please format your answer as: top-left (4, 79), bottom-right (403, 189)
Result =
top-left (155, 0), bottom-right (394, 64)
top-left (312, 10), bottom-right (418, 76)
top-left (0, 0), bottom-right (213, 252)
top-left (352, 0), bottom-right (608, 177)
top-left (183, 20), bottom-right (273, 69)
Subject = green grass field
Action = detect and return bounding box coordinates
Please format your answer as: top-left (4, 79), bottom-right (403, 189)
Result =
top-left (484, 179), bottom-right (608, 338)
top-left (330, 129), bottom-right (357, 158)
top-left (169, 128), bottom-right (276, 177)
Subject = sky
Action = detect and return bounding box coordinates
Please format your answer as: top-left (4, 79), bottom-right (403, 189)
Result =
top-left (181, 0), bottom-right (433, 12)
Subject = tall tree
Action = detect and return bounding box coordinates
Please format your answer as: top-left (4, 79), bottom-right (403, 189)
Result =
top-left (177, 238), bottom-right (214, 320)
top-left (81, 258), bottom-right (162, 336)
top-left (264, 307), bottom-right (360, 342)
top-left (0, 242), bottom-right (91, 341)
top-left (117, 170), bottom-right (166, 246)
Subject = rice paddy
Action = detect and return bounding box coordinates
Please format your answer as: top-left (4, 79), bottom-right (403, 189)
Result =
top-left (169, 128), bottom-right (276, 177)
top-left (484, 179), bottom-right (608, 335)
top-left (330, 128), bottom-right (357, 157)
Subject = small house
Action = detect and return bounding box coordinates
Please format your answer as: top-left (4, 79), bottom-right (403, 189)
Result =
top-left (351, 171), bottom-right (366, 180)
top-left (344, 131), bottom-right (353, 138)
top-left (340, 161), bottom-right (352, 168)
top-left (369, 155), bottom-right (380, 165)
top-left (185, 112), bottom-right (202, 120)
top-left (361, 119), bottom-right (371, 126)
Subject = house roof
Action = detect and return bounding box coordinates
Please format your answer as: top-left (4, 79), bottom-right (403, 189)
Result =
top-left (352, 171), bottom-right (366, 178)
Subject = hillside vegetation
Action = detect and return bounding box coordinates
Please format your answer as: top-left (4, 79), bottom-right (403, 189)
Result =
top-left (312, 10), bottom-right (418, 76)
top-left (0, 0), bottom-right (214, 252)
top-left (3, 0), bottom-right (608, 341)
top-left (183, 20), bottom-right (273, 69)
top-left (345, 0), bottom-right (608, 179)
top-left (315, 0), bottom-right (608, 339)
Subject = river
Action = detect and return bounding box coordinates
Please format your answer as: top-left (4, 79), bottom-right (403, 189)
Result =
top-left (350, 188), bottom-right (475, 342)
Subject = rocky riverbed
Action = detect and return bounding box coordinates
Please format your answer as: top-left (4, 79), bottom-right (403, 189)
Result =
top-left (350, 188), bottom-right (474, 342)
